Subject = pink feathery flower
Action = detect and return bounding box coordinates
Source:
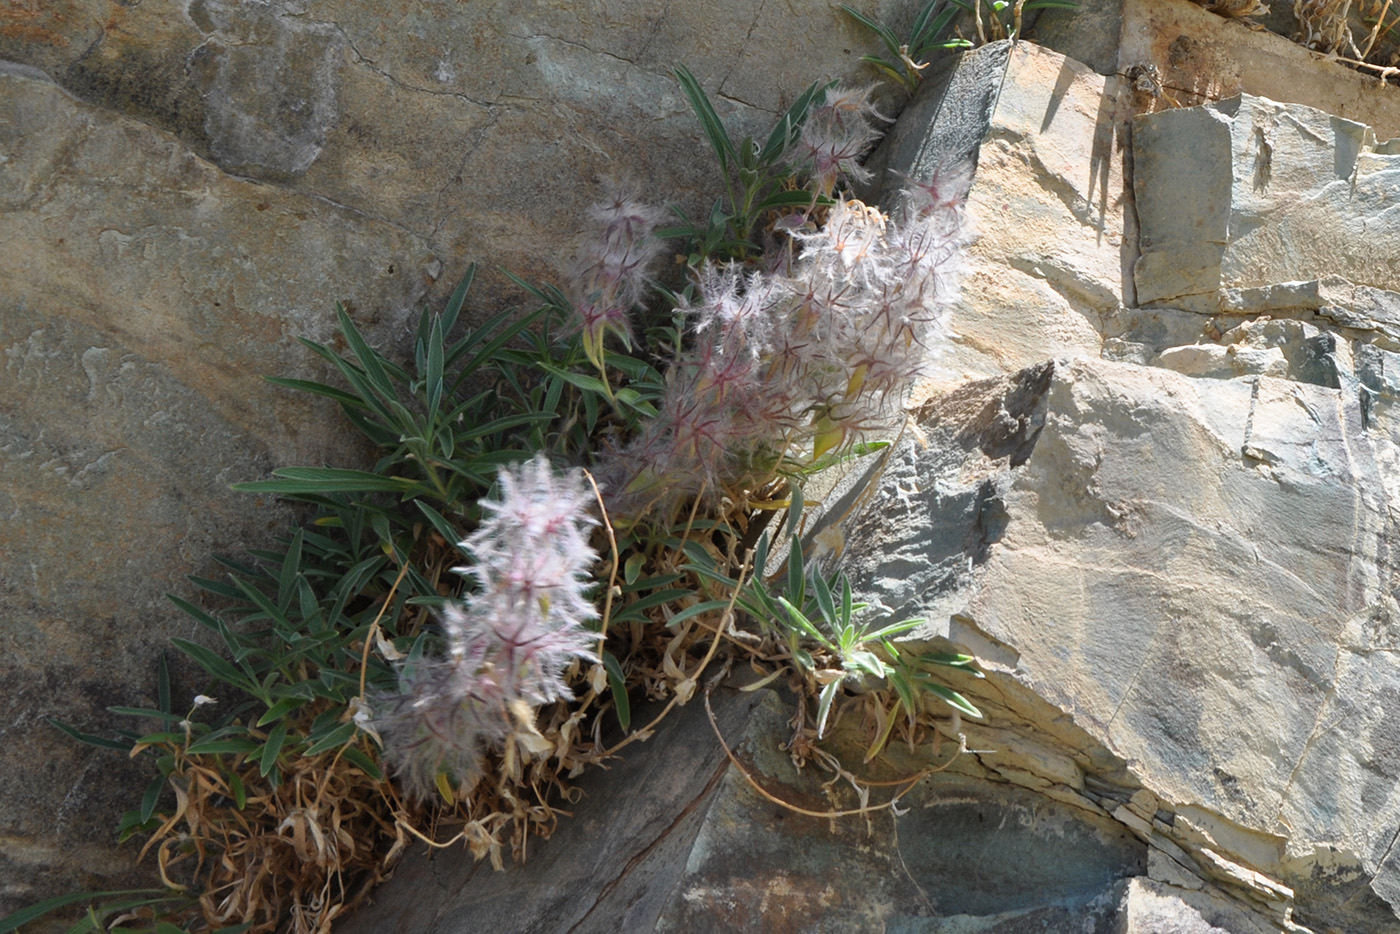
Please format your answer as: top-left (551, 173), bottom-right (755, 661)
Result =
top-left (376, 456), bottom-right (600, 798)
top-left (788, 85), bottom-right (889, 196)
top-left (568, 184), bottom-right (668, 369)
top-left (601, 165), bottom-right (971, 524)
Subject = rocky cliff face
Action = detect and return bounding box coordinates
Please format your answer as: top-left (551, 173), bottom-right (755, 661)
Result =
top-left (0, 0), bottom-right (871, 922)
top-left (8, 0), bottom-right (1400, 932)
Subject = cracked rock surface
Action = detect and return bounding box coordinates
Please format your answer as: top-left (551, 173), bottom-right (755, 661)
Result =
top-left (339, 23), bottom-right (1400, 934)
top-left (11, 0), bottom-right (1400, 930)
top-left (0, 0), bottom-right (872, 922)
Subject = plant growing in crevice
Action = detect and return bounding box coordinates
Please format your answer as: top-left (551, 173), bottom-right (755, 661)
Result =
top-left (842, 0), bottom-right (968, 92)
top-left (14, 46), bottom-right (984, 934)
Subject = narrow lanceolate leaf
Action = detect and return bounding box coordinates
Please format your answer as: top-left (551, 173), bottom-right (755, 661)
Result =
top-left (439, 263), bottom-right (475, 335)
top-left (335, 305), bottom-right (396, 398)
top-left (424, 314), bottom-right (446, 420)
top-left (170, 638), bottom-right (256, 694)
top-left (303, 721), bottom-right (357, 756)
top-left (233, 468), bottom-right (419, 496)
top-left (277, 528), bottom-right (304, 610)
top-left (602, 650), bottom-right (631, 733)
top-left (139, 774), bottom-right (165, 824)
top-left (263, 377), bottom-right (364, 408)
top-left (167, 593), bottom-right (221, 631)
top-left (675, 65), bottom-right (736, 175)
top-left (259, 721), bottom-right (288, 777)
top-left (341, 745), bottom-right (384, 781)
top-left (49, 719), bottom-right (132, 752)
top-left (257, 695), bottom-right (310, 728)
top-left (920, 682), bottom-right (983, 718)
top-left (157, 651), bottom-right (171, 715)
top-left (0, 889), bottom-right (170, 934)
top-left (840, 3), bottom-right (901, 53)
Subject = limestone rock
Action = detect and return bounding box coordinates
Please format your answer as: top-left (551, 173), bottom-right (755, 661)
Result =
top-left (1134, 94), bottom-right (1400, 310)
top-left (829, 355), bottom-right (1400, 932)
top-left (1, 63), bottom-right (436, 914)
top-left (1116, 0), bottom-right (1400, 137)
top-left (869, 42), bottom-right (1135, 385)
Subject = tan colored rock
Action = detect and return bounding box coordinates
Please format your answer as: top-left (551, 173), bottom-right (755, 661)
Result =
top-left (1118, 0), bottom-right (1400, 138)
top-left (872, 42), bottom-right (1134, 385)
top-left (1, 64), bottom-right (440, 913)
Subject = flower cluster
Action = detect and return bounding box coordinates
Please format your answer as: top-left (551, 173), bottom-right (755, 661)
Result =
top-left (607, 166), bottom-right (971, 519)
top-left (374, 456), bottom-right (600, 799)
top-left (567, 183), bottom-right (669, 372)
top-left (786, 85), bottom-right (889, 197)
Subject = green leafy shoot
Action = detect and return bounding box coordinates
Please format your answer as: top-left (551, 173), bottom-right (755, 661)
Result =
top-left (841, 0), bottom-right (965, 92)
top-left (666, 66), bottom-right (834, 262)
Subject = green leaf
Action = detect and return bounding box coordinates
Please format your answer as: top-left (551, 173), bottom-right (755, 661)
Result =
top-left (601, 650), bottom-right (631, 733)
top-left (107, 707), bottom-right (186, 725)
top-left (277, 528), bottom-right (304, 611)
top-left (785, 536), bottom-right (805, 610)
top-left (139, 774), bottom-right (165, 824)
top-left (336, 304), bottom-right (396, 400)
top-left (621, 572), bottom-right (684, 593)
top-left (813, 572), bottom-right (837, 629)
top-left (911, 1), bottom-right (961, 53)
top-left (535, 362), bottom-right (610, 396)
top-left (440, 264), bottom-right (475, 336)
top-left (256, 695), bottom-right (309, 727)
top-left (761, 79), bottom-right (832, 163)
top-left (157, 652), bottom-right (171, 715)
top-left (675, 65), bottom-right (736, 176)
top-left (662, 599), bottom-right (735, 629)
top-left (920, 682), bottom-right (983, 718)
top-left (753, 187), bottom-right (824, 213)
top-left (260, 721), bottom-right (288, 777)
top-left (414, 500), bottom-right (465, 549)
top-left (342, 745), bottom-right (384, 780)
top-left (185, 733), bottom-right (259, 756)
top-left (453, 410), bottom-right (557, 443)
top-left (0, 890), bottom-right (169, 934)
top-left (303, 721), bottom-right (357, 756)
top-left (230, 576), bottom-right (293, 635)
top-left (229, 770), bottom-right (247, 810)
top-left (233, 468), bottom-right (419, 496)
top-left (776, 596), bottom-right (827, 644)
top-left (843, 649), bottom-right (888, 679)
top-left (263, 376), bottom-right (364, 408)
top-left (841, 3), bottom-right (901, 54)
top-left (170, 637), bottom-right (256, 693)
top-left (167, 593), bottom-right (221, 631)
top-left (449, 300), bottom-right (549, 388)
top-left (610, 588), bottom-right (697, 624)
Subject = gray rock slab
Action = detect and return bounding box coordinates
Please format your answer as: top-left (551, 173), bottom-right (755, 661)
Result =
top-left (342, 686), bottom-right (1153, 934)
top-left (830, 356), bottom-right (1400, 932)
top-left (1, 0), bottom-right (883, 307)
top-left (1134, 93), bottom-right (1400, 310)
top-left (0, 65), bottom-right (433, 920)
